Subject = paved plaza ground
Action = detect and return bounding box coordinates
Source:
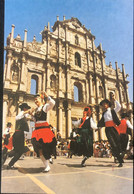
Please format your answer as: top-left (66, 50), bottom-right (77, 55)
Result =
top-left (1, 156), bottom-right (133, 194)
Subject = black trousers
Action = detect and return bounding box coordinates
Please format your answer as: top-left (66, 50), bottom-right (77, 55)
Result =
top-left (8, 131), bottom-right (24, 167)
top-left (120, 133), bottom-right (129, 152)
top-left (105, 127), bottom-right (123, 163)
top-left (2, 147), bottom-right (8, 165)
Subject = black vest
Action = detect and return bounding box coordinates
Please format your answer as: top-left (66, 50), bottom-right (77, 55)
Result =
top-left (81, 117), bottom-right (91, 129)
top-left (16, 117), bottom-right (29, 132)
top-left (34, 107), bottom-right (47, 122)
top-left (98, 109), bottom-right (121, 127)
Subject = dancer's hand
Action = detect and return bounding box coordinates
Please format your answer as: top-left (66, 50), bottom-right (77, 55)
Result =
top-left (40, 91), bottom-right (48, 98)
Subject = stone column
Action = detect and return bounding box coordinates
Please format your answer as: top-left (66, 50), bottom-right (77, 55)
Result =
top-left (58, 39), bottom-right (62, 60)
top-left (47, 35), bottom-right (50, 58)
top-left (42, 70), bottom-right (46, 92)
top-left (66, 65), bottom-right (71, 99)
top-left (89, 74), bottom-right (94, 104)
top-left (67, 103), bottom-right (72, 138)
top-left (65, 26), bottom-right (68, 42)
top-left (122, 64), bottom-right (130, 106)
top-left (19, 54), bottom-right (26, 91)
top-left (6, 50), bottom-right (12, 80)
top-left (46, 61), bottom-right (51, 93)
top-left (4, 50), bottom-right (12, 88)
top-left (96, 77), bottom-right (99, 104)
top-left (115, 62), bottom-right (122, 105)
top-left (86, 80), bottom-right (89, 104)
top-left (2, 97), bottom-right (8, 134)
top-left (58, 64), bottom-right (62, 97)
top-left (10, 24), bottom-right (15, 44)
top-left (104, 80), bottom-right (108, 99)
top-left (92, 37), bottom-right (99, 104)
top-left (58, 101), bottom-right (63, 136)
top-left (24, 29), bottom-right (27, 48)
top-left (100, 43), bottom-right (107, 99)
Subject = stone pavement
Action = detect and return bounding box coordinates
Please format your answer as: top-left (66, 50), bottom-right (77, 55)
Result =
top-left (1, 156), bottom-right (133, 194)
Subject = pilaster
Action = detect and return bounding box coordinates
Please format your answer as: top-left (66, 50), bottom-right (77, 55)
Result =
top-left (58, 100), bottom-right (63, 137)
top-left (2, 94), bottom-right (8, 134)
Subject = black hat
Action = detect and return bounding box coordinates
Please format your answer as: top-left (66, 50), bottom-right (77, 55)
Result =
top-left (121, 112), bottom-right (129, 118)
top-left (34, 93), bottom-right (40, 98)
top-left (19, 103), bottom-right (31, 110)
top-left (7, 122), bottom-right (12, 127)
top-left (100, 99), bottom-right (112, 107)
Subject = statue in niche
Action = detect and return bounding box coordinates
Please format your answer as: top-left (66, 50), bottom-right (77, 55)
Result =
top-left (50, 75), bottom-right (56, 89)
top-left (8, 97), bottom-right (18, 117)
top-left (12, 67), bottom-right (19, 82)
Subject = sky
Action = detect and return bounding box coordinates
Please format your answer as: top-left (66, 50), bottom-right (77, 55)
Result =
top-left (4, 0), bottom-right (133, 102)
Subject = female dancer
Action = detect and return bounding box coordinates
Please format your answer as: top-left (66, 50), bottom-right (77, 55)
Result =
top-left (70, 106), bottom-right (98, 167)
top-left (31, 92), bottom-right (56, 172)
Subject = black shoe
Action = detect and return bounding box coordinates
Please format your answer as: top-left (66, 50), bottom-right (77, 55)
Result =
top-left (81, 156), bottom-right (88, 167)
top-left (118, 163), bottom-right (123, 167)
top-left (81, 163), bottom-right (86, 167)
top-left (6, 165), bottom-right (15, 169)
top-left (49, 158), bottom-right (53, 164)
top-left (114, 157), bottom-right (118, 164)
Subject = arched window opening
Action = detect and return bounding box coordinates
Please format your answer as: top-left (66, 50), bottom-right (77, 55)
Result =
top-left (75, 35), bottom-right (79, 45)
top-left (50, 75), bottom-right (56, 89)
top-left (74, 86), bottom-right (79, 102)
top-left (75, 52), bottom-right (81, 68)
top-left (74, 82), bottom-right (83, 102)
top-left (11, 65), bottom-right (19, 82)
top-left (30, 75), bottom-right (38, 95)
top-left (109, 91), bottom-right (115, 101)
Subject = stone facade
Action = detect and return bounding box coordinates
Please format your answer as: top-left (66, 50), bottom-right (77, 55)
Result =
top-left (3, 17), bottom-right (133, 140)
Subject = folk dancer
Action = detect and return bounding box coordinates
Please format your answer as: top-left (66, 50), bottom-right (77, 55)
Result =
top-left (97, 97), bottom-right (123, 167)
top-left (31, 92), bottom-right (56, 172)
top-left (70, 106), bottom-right (98, 167)
top-left (2, 122), bottom-right (13, 166)
top-left (6, 103), bottom-right (30, 169)
top-left (118, 112), bottom-right (133, 159)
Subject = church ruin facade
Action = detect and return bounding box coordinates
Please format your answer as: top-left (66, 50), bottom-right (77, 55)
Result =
top-left (3, 16), bottom-right (132, 140)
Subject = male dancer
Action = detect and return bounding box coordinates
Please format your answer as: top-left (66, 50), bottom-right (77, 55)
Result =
top-left (97, 96), bottom-right (123, 167)
top-left (118, 112), bottom-right (133, 158)
top-left (6, 103), bottom-right (30, 169)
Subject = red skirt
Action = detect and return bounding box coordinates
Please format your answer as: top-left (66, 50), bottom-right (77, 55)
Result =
top-left (4, 136), bottom-right (13, 150)
top-left (32, 122), bottom-right (55, 143)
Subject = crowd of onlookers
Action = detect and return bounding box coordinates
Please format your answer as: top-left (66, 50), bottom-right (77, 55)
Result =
top-left (23, 135), bottom-right (133, 160)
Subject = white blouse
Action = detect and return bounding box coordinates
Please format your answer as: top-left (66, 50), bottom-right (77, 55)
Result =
top-left (72, 116), bottom-right (97, 130)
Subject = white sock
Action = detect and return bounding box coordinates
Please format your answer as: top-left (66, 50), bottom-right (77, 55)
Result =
top-left (45, 160), bottom-right (49, 167)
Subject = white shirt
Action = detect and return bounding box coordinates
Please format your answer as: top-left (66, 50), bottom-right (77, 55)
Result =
top-left (103, 100), bottom-right (121, 122)
top-left (35, 96), bottom-right (55, 123)
top-left (3, 127), bottom-right (11, 135)
top-left (16, 111), bottom-right (30, 120)
top-left (126, 120), bottom-right (133, 130)
top-left (72, 116), bottom-right (97, 130)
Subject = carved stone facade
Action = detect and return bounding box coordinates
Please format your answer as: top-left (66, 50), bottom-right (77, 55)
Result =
top-left (3, 17), bottom-right (133, 140)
